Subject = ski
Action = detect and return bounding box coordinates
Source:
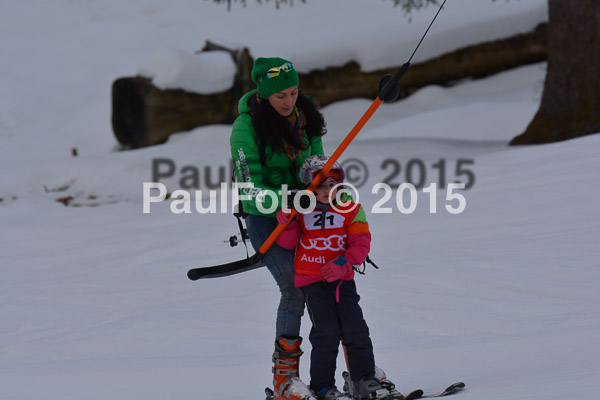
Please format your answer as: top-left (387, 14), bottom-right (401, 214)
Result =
top-left (417, 382), bottom-right (466, 398)
top-left (265, 387), bottom-right (318, 400)
top-left (385, 392), bottom-right (408, 400)
top-left (371, 382), bottom-right (464, 400)
top-left (266, 383), bottom-right (407, 400)
top-left (266, 382), bottom-right (464, 400)
top-left (404, 389), bottom-right (425, 400)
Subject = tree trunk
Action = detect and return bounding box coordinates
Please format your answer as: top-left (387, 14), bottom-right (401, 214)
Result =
top-left (510, 0), bottom-right (600, 145)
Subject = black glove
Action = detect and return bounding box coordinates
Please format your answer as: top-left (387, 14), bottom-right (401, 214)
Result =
top-left (286, 189), bottom-right (313, 210)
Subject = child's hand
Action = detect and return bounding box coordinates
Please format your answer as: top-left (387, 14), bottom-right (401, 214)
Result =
top-left (276, 209), bottom-right (292, 225)
top-left (320, 256), bottom-right (350, 282)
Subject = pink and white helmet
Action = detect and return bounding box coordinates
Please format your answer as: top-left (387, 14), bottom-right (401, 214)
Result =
top-left (299, 155), bottom-right (345, 186)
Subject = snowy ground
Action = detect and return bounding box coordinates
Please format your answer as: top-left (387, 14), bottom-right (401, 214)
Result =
top-left (2, 1), bottom-right (600, 400)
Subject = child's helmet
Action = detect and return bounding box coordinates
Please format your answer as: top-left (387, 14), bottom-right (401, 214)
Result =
top-left (299, 155), bottom-right (345, 186)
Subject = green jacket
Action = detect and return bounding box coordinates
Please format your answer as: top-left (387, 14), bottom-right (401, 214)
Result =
top-left (231, 90), bottom-right (324, 217)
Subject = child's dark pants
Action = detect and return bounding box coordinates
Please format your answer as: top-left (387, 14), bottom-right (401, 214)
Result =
top-left (301, 280), bottom-right (376, 391)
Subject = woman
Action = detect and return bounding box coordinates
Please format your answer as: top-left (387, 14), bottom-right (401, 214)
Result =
top-left (230, 57), bottom-right (326, 400)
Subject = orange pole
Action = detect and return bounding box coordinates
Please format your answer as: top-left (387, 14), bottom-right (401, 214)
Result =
top-left (258, 98), bottom-right (384, 255)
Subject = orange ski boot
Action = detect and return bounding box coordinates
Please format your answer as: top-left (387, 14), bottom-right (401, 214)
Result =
top-left (271, 336), bottom-right (316, 400)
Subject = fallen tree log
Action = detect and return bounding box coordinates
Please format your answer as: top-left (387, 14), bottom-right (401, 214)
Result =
top-left (112, 23), bottom-right (547, 149)
top-left (111, 77), bottom-right (234, 148)
top-left (303, 23), bottom-right (548, 105)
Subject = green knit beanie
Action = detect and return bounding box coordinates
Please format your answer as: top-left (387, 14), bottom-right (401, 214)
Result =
top-left (251, 57), bottom-right (299, 98)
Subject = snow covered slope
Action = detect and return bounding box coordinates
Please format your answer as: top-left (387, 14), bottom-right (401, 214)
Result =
top-left (2, 62), bottom-right (600, 399)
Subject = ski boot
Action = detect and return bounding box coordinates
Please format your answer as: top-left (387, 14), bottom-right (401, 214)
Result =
top-left (342, 370), bottom-right (403, 400)
top-left (374, 366), bottom-right (400, 397)
top-left (266, 336), bottom-right (316, 400)
top-left (353, 376), bottom-right (390, 400)
top-left (316, 386), bottom-right (352, 400)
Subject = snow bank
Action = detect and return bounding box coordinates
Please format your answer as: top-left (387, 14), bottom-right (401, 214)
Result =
top-left (137, 48), bottom-right (236, 94)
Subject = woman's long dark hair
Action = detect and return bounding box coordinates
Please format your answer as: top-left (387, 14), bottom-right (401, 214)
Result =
top-left (251, 91), bottom-right (327, 154)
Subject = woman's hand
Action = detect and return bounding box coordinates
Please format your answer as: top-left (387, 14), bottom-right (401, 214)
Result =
top-left (276, 209), bottom-right (292, 225)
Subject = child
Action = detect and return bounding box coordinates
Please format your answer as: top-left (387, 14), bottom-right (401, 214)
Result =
top-left (276, 155), bottom-right (397, 400)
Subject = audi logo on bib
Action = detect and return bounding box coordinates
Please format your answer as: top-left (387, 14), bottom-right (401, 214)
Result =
top-left (301, 234), bottom-right (347, 252)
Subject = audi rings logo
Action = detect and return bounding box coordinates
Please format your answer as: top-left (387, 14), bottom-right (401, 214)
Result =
top-left (301, 234), bottom-right (347, 251)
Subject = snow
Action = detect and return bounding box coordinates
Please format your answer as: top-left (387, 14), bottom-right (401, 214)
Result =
top-left (2, 1), bottom-right (600, 400)
top-left (138, 48), bottom-right (236, 94)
